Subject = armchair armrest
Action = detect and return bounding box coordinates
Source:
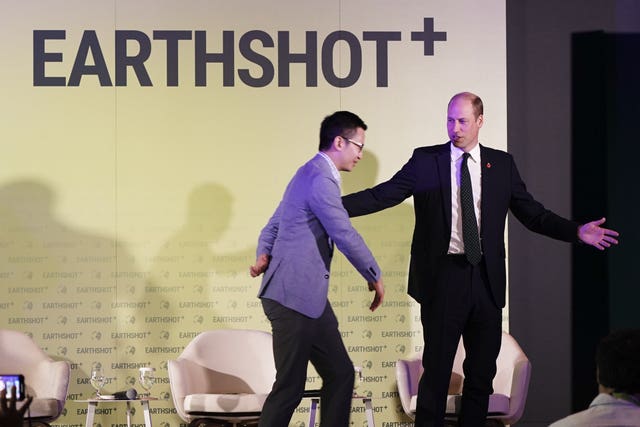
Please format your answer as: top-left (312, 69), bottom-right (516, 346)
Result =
top-left (29, 359), bottom-right (70, 401)
top-left (396, 357), bottom-right (422, 418)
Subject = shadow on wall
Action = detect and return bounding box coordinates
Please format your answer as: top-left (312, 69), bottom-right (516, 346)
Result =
top-left (339, 151), bottom-right (419, 416)
top-left (144, 181), bottom-right (265, 343)
top-left (341, 150), bottom-right (415, 301)
top-left (0, 178), bottom-right (139, 399)
top-left (0, 179), bottom-right (266, 425)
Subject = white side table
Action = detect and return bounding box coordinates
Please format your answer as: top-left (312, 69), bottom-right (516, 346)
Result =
top-left (75, 397), bottom-right (157, 427)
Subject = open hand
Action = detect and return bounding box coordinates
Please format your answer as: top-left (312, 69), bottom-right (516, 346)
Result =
top-left (578, 217), bottom-right (619, 250)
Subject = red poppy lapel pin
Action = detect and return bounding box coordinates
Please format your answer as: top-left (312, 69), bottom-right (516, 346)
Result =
top-left (486, 162), bottom-right (492, 169)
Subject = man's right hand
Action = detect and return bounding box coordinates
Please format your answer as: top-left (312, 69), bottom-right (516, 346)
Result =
top-left (249, 254), bottom-right (270, 277)
top-left (368, 279), bottom-right (384, 311)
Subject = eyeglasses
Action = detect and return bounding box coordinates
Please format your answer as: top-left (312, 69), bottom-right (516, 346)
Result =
top-left (341, 136), bottom-right (364, 153)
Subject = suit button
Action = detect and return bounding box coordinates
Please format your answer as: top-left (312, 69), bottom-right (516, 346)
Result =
top-left (324, 274), bottom-right (329, 279)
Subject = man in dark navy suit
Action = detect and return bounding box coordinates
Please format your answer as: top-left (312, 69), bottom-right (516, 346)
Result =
top-left (342, 92), bottom-right (619, 427)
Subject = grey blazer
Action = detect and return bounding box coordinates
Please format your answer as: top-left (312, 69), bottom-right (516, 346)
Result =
top-left (256, 153), bottom-right (381, 318)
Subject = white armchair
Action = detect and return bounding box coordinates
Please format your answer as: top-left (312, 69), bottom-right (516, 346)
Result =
top-left (0, 329), bottom-right (70, 426)
top-left (168, 329), bottom-right (276, 427)
top-left (396, 331), bottom-right (532, 425)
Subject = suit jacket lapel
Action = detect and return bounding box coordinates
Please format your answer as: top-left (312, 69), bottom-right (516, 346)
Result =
top-left (479, 145), bottom-right (495, 238)
top-left (437, 142), bottom-right (452, 233)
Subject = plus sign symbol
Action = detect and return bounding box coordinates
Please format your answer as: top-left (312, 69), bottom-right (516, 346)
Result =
top-left (411, 17), bottom-right (447, 56)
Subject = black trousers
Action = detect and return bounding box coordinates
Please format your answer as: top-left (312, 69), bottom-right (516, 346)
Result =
top-left (258, 298), bottom-right (355, 427)
top-left (414, 255), bottom-right (502, 427)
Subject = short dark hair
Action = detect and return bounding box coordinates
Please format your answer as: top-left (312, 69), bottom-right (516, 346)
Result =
top-left (319, 111), bottom-right (367, 151)
top-left (596, 329), bottom-right (640, 393)
top-left (449, 92), bottom-right (484, 118)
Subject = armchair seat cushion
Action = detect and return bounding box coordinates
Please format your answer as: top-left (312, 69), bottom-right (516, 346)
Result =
top-left (184, 393), bottom-right (269, 415)
top-left (408, 390), bottom-right (511, 417)
top-left (20, 398), bottom-right (61, 418)
top-left (443, 393), bottom-right (510, 415)
top-left (486, 394), bottom-right (510, 415)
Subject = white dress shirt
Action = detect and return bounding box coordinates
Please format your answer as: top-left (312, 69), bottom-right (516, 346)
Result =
top-left (448, 143), bottom-right (482, 254)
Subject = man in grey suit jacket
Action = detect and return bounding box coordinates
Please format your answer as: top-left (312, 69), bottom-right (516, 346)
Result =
top-left (250, 111), bottom-right (385, 427)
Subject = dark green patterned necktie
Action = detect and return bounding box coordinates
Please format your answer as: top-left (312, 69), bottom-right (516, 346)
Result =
top-left (461, 152), bottom-right (481, 265)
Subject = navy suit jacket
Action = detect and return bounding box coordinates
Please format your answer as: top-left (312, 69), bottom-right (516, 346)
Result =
top-left (342, 142), bottom-right (579, 307)
top-left (257, 153), bottom-right (381, 318)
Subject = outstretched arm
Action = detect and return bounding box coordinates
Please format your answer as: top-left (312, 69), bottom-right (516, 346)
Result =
top-left (578, 217), bottom-right (619, 250)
